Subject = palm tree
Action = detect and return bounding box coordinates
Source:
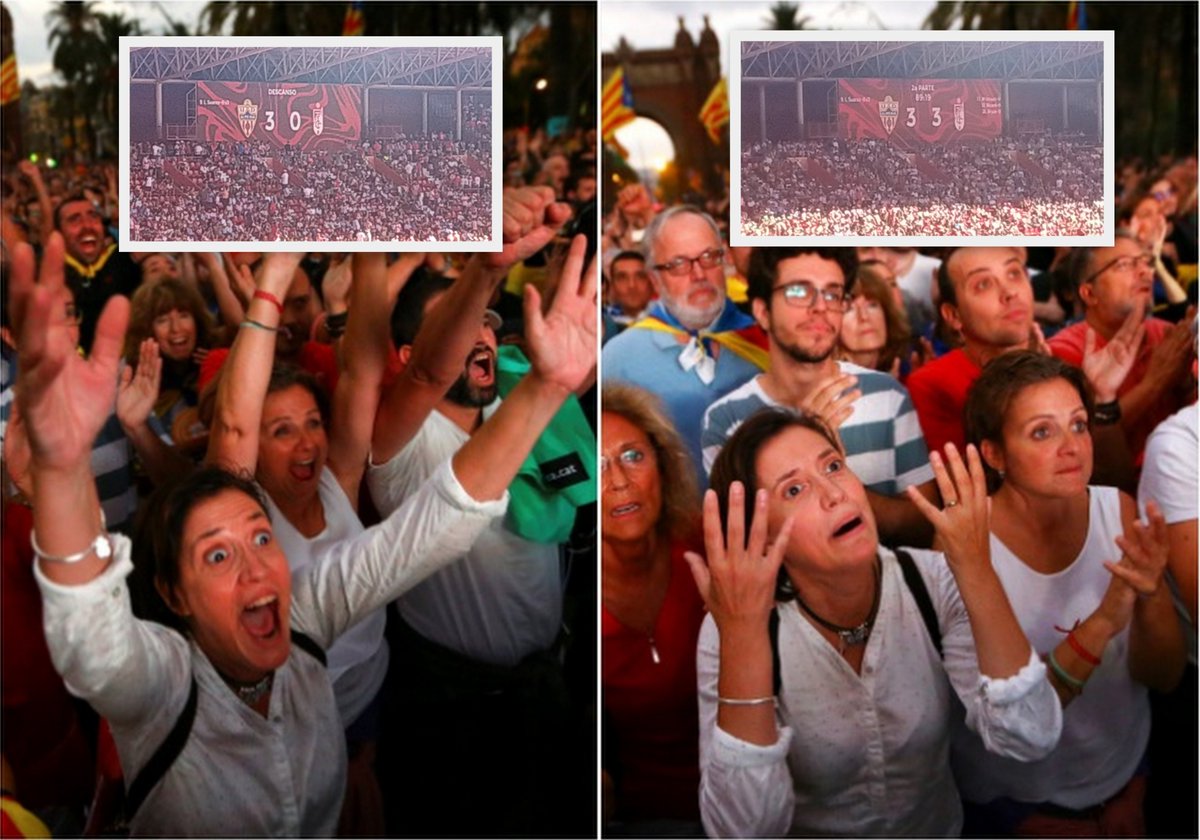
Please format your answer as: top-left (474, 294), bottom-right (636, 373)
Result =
top-left (924, 2), bottom-right (1198, 160)
top-left (45, 0), bottom-right (101, 160)
top-left (92, 11), bottom-right (142, 157)
top-left (765, 2), bottom-right (811, 31)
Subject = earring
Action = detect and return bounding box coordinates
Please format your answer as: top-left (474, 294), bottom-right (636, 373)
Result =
top-left (998, 469), bottom-right (1006, 479)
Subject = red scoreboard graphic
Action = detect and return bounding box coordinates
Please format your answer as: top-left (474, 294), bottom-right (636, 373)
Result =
top-left (196, 81), bottom-right (362, 149)
top-left (838, 79), bottom-right (1002, 146)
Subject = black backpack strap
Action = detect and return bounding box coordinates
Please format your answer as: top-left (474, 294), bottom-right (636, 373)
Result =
top-left (291, 630), bottom-right (327, 666)
top-left (895, 549), bottom-right (943, 658)
top-left (125, 676), bottom-right (198, 819)
top-left (768, 606), bottom-right (782, 696)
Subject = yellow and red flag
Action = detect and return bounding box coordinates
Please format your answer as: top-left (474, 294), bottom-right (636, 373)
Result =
top-left (0, 52), bottom-right (18, 106)
top-left (342, 2), bottom-right (365, 37)
top-left (699, 77), bottom-right (729, 144)
top-left (601, 67), bottom-right (636, 143)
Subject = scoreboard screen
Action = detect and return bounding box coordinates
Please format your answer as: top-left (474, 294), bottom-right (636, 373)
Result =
top-left (838, 79), bottom-right (1002, 146)
top-left (196, 81), bottom-right (362, 149)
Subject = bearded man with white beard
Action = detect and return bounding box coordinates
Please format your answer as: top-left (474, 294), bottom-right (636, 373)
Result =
top-left (601, 205), bottom-right (768, 481)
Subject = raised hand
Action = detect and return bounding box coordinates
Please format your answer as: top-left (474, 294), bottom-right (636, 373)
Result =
top-left (798, 372), bottom-right (859, 433)
top-left (10, 234), bottom-right (129, 472)
top-left (116, 338), bottom-right (163, 432)
top-left (684, 483), bottom-right (795, 632)
top-left (524, 233), bottom-right (597, 395)
top-left (1107, 500), bottom-right (1171, 599)
top-left (489, 186), bottom-right (572, 271)
top-left (321, 254), bottom-right (353, 314)
top-left (1082, 308), bottom-right (1145, 402)
top-left (905, 442), bottom-right (990, 575)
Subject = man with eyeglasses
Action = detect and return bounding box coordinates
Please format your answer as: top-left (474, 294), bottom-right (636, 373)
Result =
top-left (1051, 233), bottom-right (1197, 457)
top-left (701, 247), bottom-right (939, 546)
top-left (601, 206), bottom-right (768, 480)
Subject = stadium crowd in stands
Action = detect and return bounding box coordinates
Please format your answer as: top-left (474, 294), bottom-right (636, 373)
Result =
top-left (740, 135), bottom-right (1104, 237)
top-left (128, 131), bottom-right (492, 243)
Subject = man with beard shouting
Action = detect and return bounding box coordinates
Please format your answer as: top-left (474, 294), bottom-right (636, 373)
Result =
top-left (364, 187), bottom-right (596, 836)
top-left (700, 247), bottom-right (938, 547)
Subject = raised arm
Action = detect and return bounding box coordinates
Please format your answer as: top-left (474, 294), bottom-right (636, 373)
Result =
top-left (116, 338), bottom-right (192, 486)
top-left (448, 232), bottom-right (593, 501)
top-left (371, 186), bottom-right (572, 465)
top-left (325, 252), bottom-right (423, 505)
top-left (687, 484), bottom-right (797, 838)
top-left (17, 162), bottom-right (54, 247)
top-left (10, 233), bottom-right (120, 587)
top-left (204, 253), bottom-right (304, 474)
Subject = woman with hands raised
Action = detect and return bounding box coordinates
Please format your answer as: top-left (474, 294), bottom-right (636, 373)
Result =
top-left (9, 217), bottom-right (595, 835)
top-left (953, 351), bottom-right (1184, 836)
top-left (688, 406), bottom-right (1061, 837)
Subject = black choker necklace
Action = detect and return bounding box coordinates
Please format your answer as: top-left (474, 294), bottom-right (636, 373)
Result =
top-left (795, 558), bottom-right (881, 654)
top-left (225, 672), bottom-right (274, 706)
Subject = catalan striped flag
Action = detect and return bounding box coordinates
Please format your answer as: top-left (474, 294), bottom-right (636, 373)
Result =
top-left (1066, 0), bottom-right (1087, 30)
top-left (0, 53), bottom-right (18, 106)
top-left (342, 1), bottom-right (365, 36)
top-left (699, 77), bottom-right (729, 144)
top-left (601, 67), bottom-right (636, 143)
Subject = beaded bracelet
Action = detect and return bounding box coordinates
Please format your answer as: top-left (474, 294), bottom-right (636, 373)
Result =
top-left (1047, 649), bottom-right (1085, 692)
top-left (240, 319), bottom-right (279, 333)
top-left (253, 289), bottom-right (284, 315)
top-left (716, 696), bottom-right (776, 706)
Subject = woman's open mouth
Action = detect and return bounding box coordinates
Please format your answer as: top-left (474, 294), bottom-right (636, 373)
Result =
top-left (241, 594), bottom-right (281, 639)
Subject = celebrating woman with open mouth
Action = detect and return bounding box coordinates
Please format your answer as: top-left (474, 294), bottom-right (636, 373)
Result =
top-left (8, 228), bottom-right (595, 836)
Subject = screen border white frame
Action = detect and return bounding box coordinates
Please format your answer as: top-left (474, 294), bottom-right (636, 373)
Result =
top-left (119, 35), bottom-right (503, 252)
top-left (729, 29), bottom-right (1115, 247)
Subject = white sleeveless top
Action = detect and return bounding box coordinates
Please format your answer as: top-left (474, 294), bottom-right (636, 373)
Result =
top-left (951, 485), bottom-right (1150, 809)
top-left (264, 466), bottom-right (388, 728)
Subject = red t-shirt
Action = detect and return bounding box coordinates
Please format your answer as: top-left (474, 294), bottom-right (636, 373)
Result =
top-left (905, 348), bottom-right (982, 456)
top-left (199, 341), bottom-right (340, 397)
top-left (1049, 317), bottom-right (1177, 456)
top-left (601, 539), bottom-right (706, 823)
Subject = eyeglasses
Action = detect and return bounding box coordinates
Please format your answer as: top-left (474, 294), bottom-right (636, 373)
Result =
top-left (1083, 253), bottom-right (1154, 285)
top-left (652, 248), bottom-right (724, 277)
top-left (772, 282), bottom-right (848, 310)
top-left (845, 297), bottom-right (884, 317)
top-left (600, 445), bottom-right (655, 476)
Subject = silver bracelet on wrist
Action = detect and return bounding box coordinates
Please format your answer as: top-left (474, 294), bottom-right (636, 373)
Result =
top-left (30, 511), bottom-right (112, 564)
top-left (716, 695), bottom-right (776, 706)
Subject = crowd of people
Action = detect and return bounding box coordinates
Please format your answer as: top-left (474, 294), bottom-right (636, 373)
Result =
top-left (128, 132), bottom-right (492, 244)
top-left (740, 135), bottom-right (1105, 237)
top-left (599, 147), bottom-right (1198, 836)
top-left (1, 115), bottom-right (599, 838)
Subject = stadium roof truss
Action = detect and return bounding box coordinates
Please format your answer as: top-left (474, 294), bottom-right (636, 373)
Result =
top-left (742, 41), bottom-right (1104, 81)
top-left (129, 47), bottom-right (492, 88)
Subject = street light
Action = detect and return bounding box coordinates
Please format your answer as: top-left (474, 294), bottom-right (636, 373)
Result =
top-left (534, 78), bottom-right (548, 92)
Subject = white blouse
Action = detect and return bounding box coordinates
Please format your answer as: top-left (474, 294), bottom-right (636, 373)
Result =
top-left (697, 546), bottom-right (1062, 837)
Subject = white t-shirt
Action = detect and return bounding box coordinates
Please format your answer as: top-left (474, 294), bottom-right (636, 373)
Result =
top-left (1138, 402), bottom-right (1198, 661)
top-left (952, 486), bottom-right (1150, 810)
top-left (898, 251), bottom-right (942, 312)
top-left (366, 404), bottom-right (562, 667)
top-left (264, 467), bottom-right (388, 729)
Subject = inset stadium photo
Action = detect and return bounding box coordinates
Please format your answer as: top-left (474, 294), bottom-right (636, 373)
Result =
top-left (119, 37), bottom-right (501, 251)
top-left (730, 31), bottom-right (1114, 246)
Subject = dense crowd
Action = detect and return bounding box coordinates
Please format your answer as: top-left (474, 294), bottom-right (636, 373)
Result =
top-left (740, 135), bottom-right (1105, 237)
top-left (600, 145), bottom-right (1198, 836)
top-left (128, 133), bottom-right (492, 243)
top-left (2, 113), bottom-right (599, 838)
